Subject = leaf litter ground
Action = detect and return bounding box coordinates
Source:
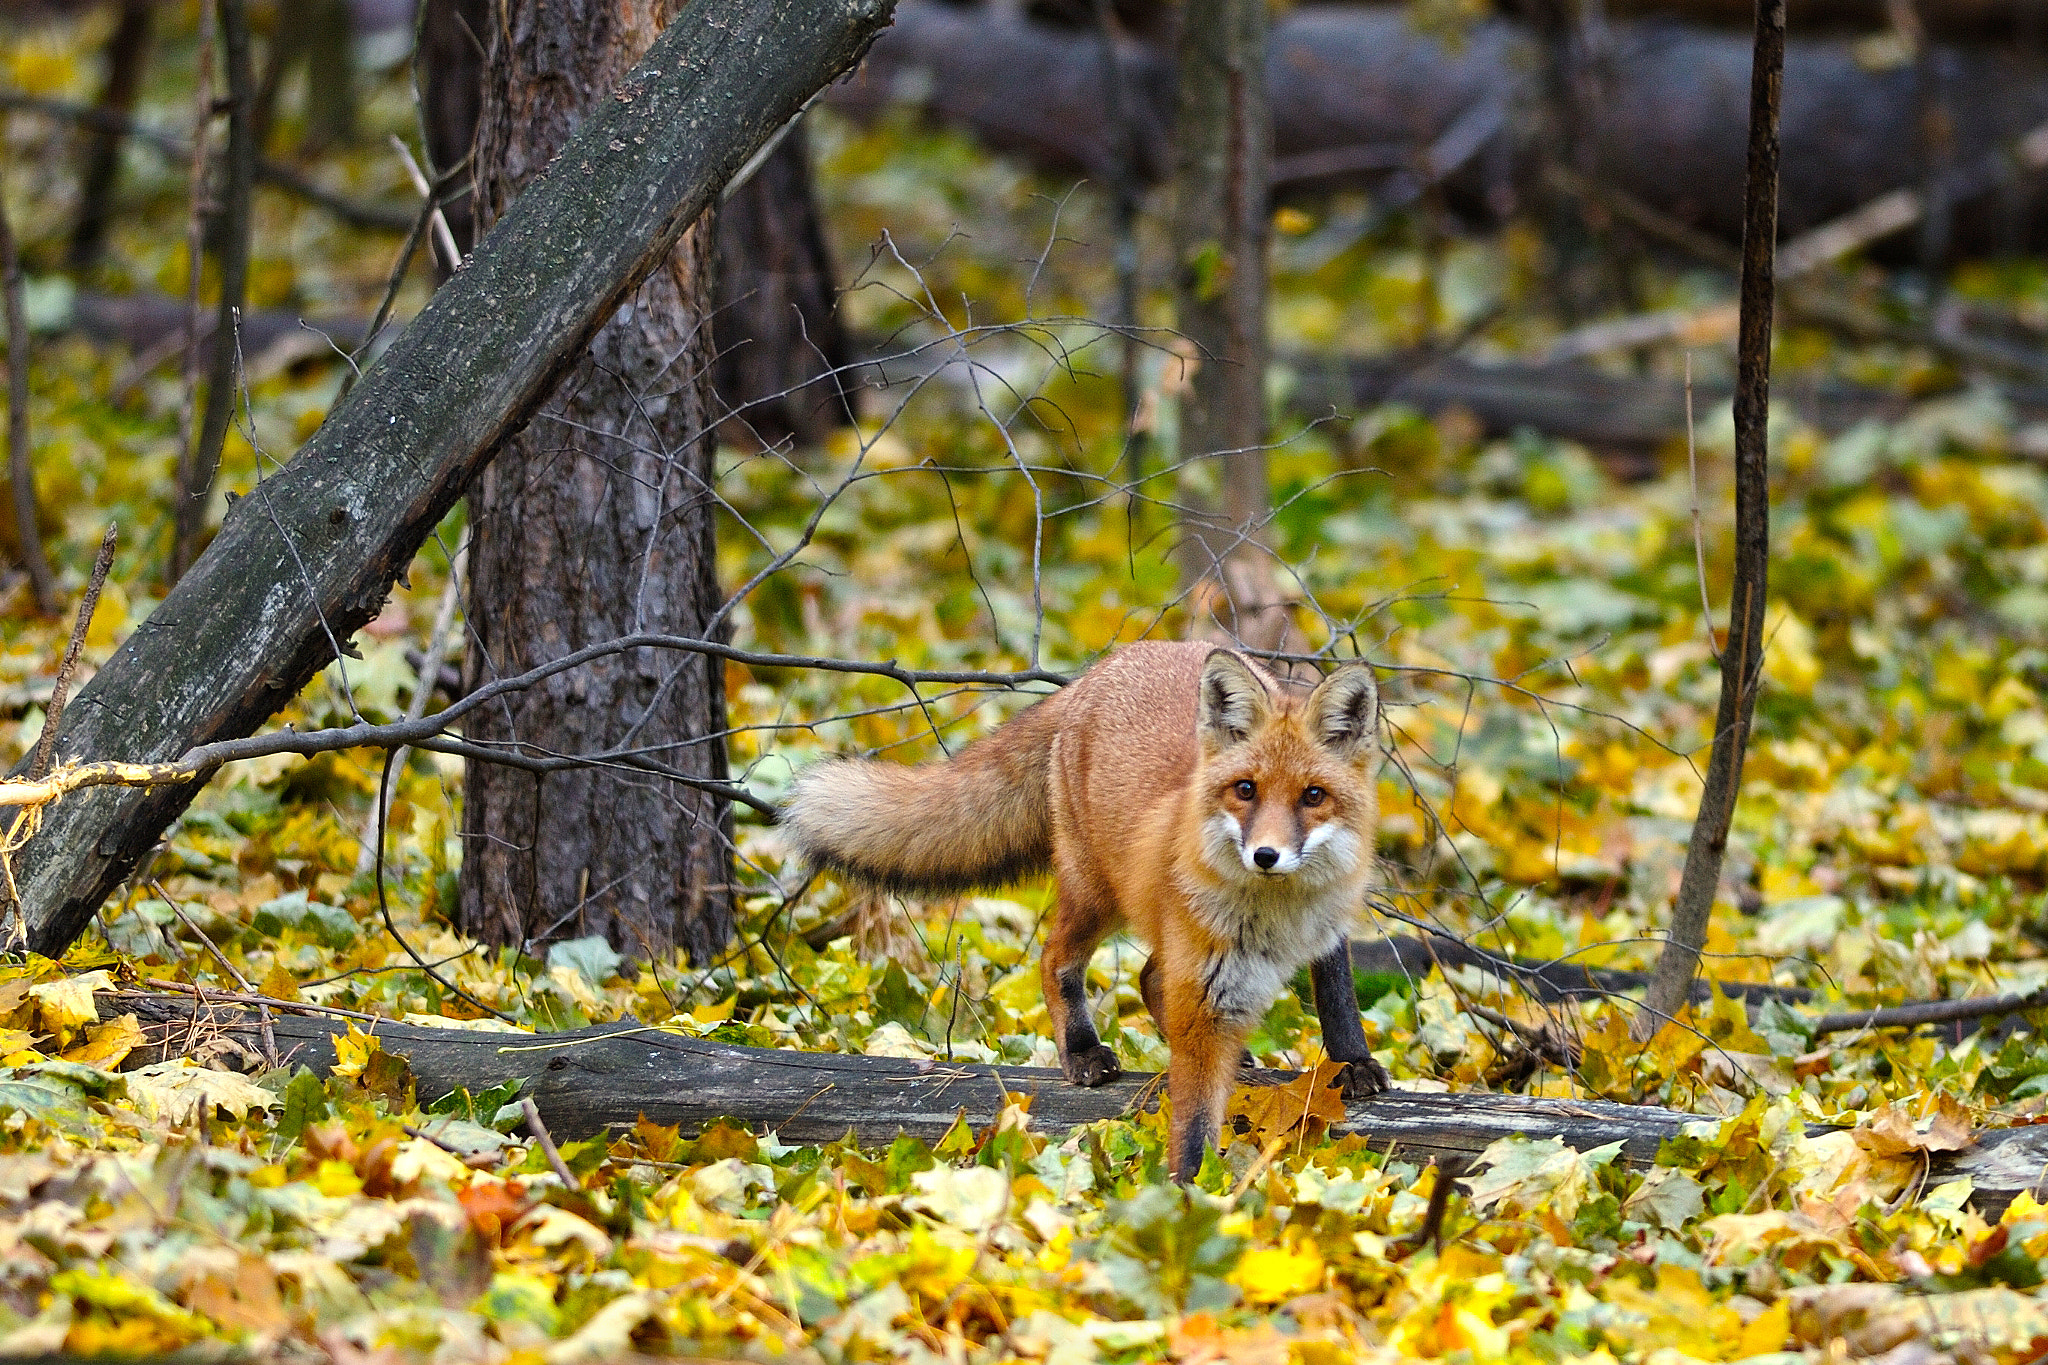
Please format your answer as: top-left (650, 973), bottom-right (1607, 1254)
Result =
top-left (9, 9), bottom-right (2048, 1362)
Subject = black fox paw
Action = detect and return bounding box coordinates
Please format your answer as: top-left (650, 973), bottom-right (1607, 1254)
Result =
top-left (1332, 1055), bottom-right (1391, 1101)
top-left (1064, 1044), bottom-right (1123, 1087)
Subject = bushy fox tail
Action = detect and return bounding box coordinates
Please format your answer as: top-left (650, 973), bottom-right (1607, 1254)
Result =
top-left (780, 692), bottom-right (1064, 895)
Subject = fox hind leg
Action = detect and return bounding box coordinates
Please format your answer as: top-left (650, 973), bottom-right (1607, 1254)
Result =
top-left (1042, 888), bottom-right (1123, 1087)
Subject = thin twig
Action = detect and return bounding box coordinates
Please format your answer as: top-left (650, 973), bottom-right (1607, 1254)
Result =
top-left (31, 525), bottom-right (117, 781)
top-left (373, 747), bottom-right (516, 1023)
top-left (151, 878), bottom-right (275, 1066)
top-left (519, 1097), bottom-right (579, 1188)
top-left (356, 527), bottom-right (468, 874)
top-left (0, 90), bottom-right (415, 232)
top-left (129, 979), bottom-right (384, 1023)
top-left (387, 135), bottom-right (462, 275)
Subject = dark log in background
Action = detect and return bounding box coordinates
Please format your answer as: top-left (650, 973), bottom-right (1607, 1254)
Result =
top-left (831, 2), bottom-right (2048, 258)
top-left (121, 992), bottom-right (2048, 1216)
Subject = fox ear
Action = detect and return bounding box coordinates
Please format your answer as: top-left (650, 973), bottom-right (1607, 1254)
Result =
top-left (1309, 662), bottom-right (1380, 760)
top-left (1198, 650), bottom-right (1273, 752)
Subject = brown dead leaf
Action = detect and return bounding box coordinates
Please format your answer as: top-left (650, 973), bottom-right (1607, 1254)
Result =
top-left (1854, 1094), bottom-right (1976, 1158)
top-left (458, 1179), bottom-right (532, 1247)
top-left (1230, 1061), bottom-right (1351, 1149)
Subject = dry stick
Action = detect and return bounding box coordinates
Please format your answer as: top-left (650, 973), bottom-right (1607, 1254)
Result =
top-left (519, 1097), bottom-right (579, 1188)
top-left (1810, 985), bottom-right (2048, 1038)
top-left (152, 880), bottom-right (275, 1067)
top-left (387, 136), bottom-right (462, 276)
top-left (66, 0), bottom-right (154, 270)
top-left (1684, 352), bottom-right (1718, 662)
top-left (170, 0), bottom-right (255, 586)
top-left (30, 525), bottom-right (118, 782)
top-left (1635, 0), bottom-right (1783, 1040)
top-left (1091, 0), bottom-right (1145, 488)
top-left (1545, 113), bottom-right (2048, 365)
top-left (355, 528), bottom-right (468, 875)
top-left (130, 978), bottom-right (383, 1024)
top-left (0, 162), bottom-right (57, 616)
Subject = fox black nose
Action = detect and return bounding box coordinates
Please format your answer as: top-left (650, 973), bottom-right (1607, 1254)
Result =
top-left (1253, 846), bottom-right (1280, 870)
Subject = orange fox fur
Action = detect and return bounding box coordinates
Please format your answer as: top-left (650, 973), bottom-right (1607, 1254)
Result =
top-left (781, 640), bottom-right (1389, 1180)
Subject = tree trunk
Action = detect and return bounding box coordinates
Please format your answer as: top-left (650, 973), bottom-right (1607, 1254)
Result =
top-left (418, 0), bottom-right (489, 259)
top-left (1173, 0), bottom-right (1297, 653)
top-left (0, 0), bottom-right (896, 959)
top-left (1637, 0), bottom-right (1783, 1037)
top-left (65, 0), bottom-right (154, 272)
top-left (460, 0), bottom-right (735, 964)
top-left (712, 121), bottom-right (855, 449)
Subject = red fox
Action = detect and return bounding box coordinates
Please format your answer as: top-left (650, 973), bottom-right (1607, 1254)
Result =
top-left (781, 640), bottom-right (1389, 1180)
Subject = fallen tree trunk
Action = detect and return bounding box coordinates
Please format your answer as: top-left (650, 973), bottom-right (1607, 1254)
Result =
top-left (832, 2), bottom-right (2048, 255)
top-left (1283, 353), bottom-right (2048, 457)
top-left (3, 0), bottom-right (899, 956)
top-left (66, 287), bottom-right (2047, 457)
top-left (118, 991), bottom-right (2048, 1215)
top-left (1351, 933), bottom-right (1815, 1005)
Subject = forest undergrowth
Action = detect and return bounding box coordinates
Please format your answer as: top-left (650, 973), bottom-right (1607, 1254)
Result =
top-left (2, 7), bottom-right (2048, 1361)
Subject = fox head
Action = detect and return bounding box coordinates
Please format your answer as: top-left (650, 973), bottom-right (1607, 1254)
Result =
top-left (1195, 650), bottom-right (1381, 887)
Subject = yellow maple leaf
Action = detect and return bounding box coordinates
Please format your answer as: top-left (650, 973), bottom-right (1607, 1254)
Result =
top-left (329, 1021), bottom-right (382, 1081)
top-left (60, 1014), bottom-right (142, 1069)
top-left (1234, 1239), bottom-right (1325, 1305)
top-left (28, 970), bottom-right (113, 1041)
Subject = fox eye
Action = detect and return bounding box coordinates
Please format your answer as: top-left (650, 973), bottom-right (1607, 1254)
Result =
top-left (1302, 786), bottom-right (1326, 807)
top-left (1233, 779), bottom-right (1256, 801)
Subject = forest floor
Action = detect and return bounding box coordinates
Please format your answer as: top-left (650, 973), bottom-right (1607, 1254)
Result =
top-left (3, 7), bottom-right (2048, 1362)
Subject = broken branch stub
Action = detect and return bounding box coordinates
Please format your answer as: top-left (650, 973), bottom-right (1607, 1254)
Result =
top-left (3, 0), bottom-right (899, 955)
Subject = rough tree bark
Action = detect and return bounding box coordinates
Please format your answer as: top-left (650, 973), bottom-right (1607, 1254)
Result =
top-left (459, 0), bottom-right (736, 964)
top-left (0, 0), bottom-right (897, 959)
top-left (1172, 0), bottom-right (1296, 653)
top-left (1636, 0), bottom-right (1783, 1037)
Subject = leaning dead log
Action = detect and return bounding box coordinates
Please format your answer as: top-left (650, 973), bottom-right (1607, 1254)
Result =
top-left (120, 992), bottom-right (2048, 1215)
top-left (2, 0), bottom-right (899, 956)
top-left (833, 2), bottom-right (2048, 256)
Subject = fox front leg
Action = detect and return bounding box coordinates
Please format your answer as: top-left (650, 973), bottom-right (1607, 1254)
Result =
top-left (1309, 940), bottom-right (1390, 1100)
